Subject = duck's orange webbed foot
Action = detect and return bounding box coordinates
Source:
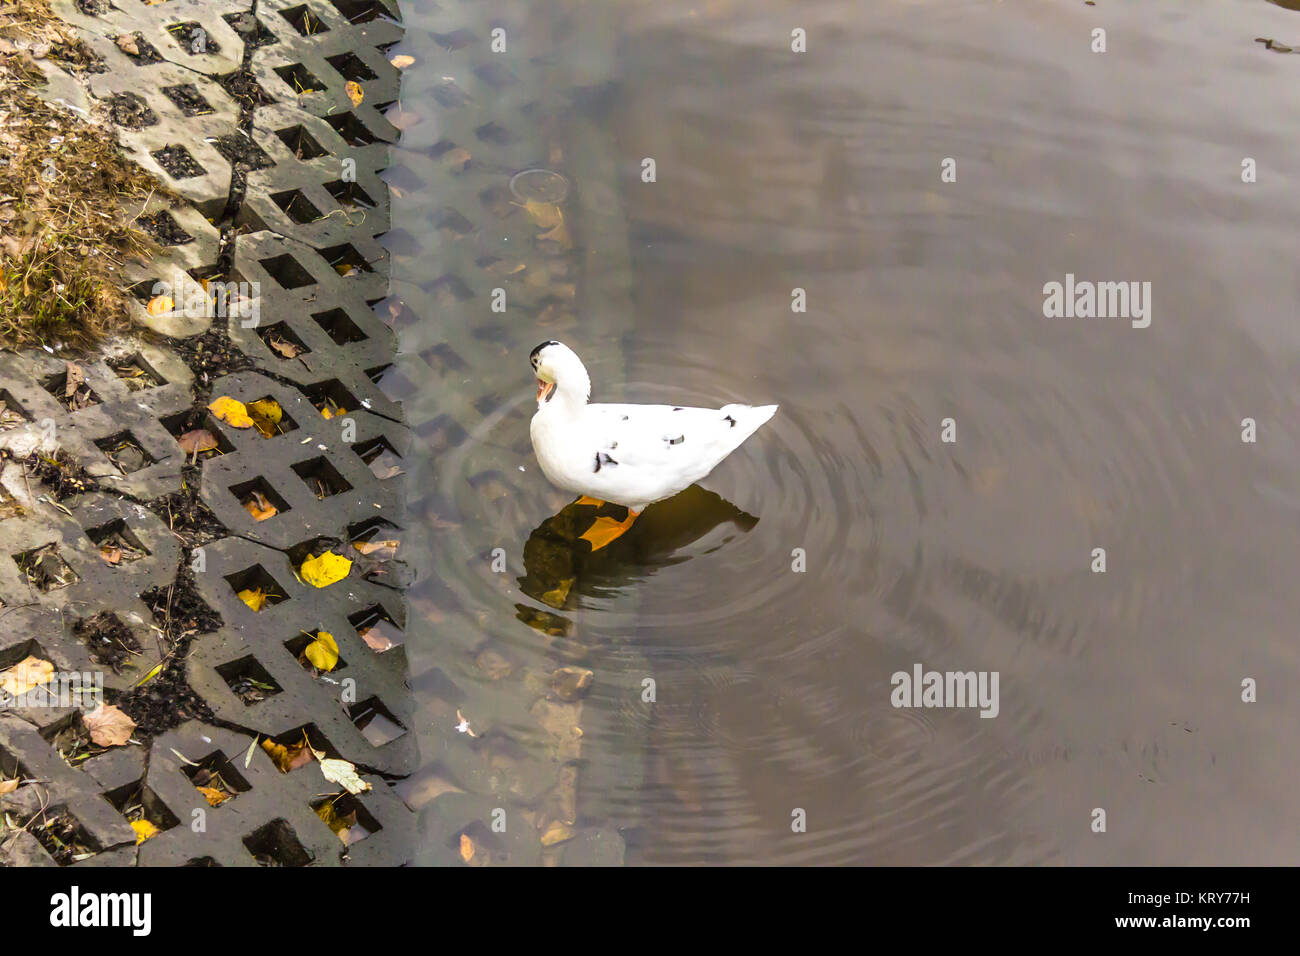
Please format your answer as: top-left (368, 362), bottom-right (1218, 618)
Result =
top-left (574, 495), bottom-right (605, 507)
top-left (580, 509), bottom-right (639, 551)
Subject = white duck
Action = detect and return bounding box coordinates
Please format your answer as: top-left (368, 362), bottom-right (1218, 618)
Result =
top-left (528, 341), bottom-right (778, 549)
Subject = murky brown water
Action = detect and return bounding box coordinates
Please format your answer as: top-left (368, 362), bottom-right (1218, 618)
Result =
top-left (385, 0), bottom-right (1300, 864)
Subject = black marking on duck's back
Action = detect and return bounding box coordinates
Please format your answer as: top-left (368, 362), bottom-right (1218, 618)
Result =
top-left (593, 451), bottom-right (618, 472)
top-left (666, 435), bottom-right (684, 445)
top-left (723, 414), bottom-right (737, 427)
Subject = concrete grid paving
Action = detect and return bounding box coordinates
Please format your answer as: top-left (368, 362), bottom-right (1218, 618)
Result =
top-left (1, 0), bottom-right (624, 866)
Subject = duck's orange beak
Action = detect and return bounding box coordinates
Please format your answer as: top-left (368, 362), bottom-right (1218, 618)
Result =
top-left (536, 379), bottom-right (555, 402)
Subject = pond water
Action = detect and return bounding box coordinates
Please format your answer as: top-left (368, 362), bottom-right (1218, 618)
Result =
top-left (381, 0), bottom-right (1300, 864)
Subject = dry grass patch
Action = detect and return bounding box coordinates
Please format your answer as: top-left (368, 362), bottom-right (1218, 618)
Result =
top-left (0, 1), bottom-right (163, 351)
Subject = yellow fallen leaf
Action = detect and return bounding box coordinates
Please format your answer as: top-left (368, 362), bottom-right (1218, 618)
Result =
top-left (459, 833), bottom-right (475, 862)
top-left (131, 820), bottom-right (160, 844)
top-left (346, 80), bottom-right (364, 106)
top-left (303, 631), bottom-right (339, 672)
top-left (320, 405), bottom-right (345, 420)
top-left (208, 396), bottom-right (254, 428)
top-left (146, 295), bottom-right (174, 316)
top-left (247, 398), bottom-right (283, 438)
top-left (196, 785), bottom-right (228, 807)
top-left (315, 799), bottom-right (355, 842)
top-left (300, 551), bottom-right (352, 587)
top-left (389, 54), bottom-right (415, 69)
top-left (261, 737), bottom-right (313, 773)
top-left (0, 778), bottom-right (19, 795)
top-left (0, 656), bottom-right (54, 696)
top-left (238, 587), bottom-right (267, 611)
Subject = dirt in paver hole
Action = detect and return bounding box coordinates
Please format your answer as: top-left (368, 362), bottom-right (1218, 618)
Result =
top-left (12, 450), bottom-right (97, 502)
top-left (72, 611), bottom-right (142, 673)
top-left (20, 809), bottom-right (97, 865)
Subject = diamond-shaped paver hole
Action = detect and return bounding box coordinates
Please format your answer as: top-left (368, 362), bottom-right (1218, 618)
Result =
top-left (432, 29), bottom-right (476, 51)
top-left (108, 353), bottom-right (167, 390)
top-left (151, 144), bottom-right (206, 180)
top-left (433, 207), bottom-right (473, 237)
top-left (43, 368), bottom-right (100, 410)
top-left (350, 604), bottom-right (402, 652)
top-left (215, 654), bottom-right (283, 705)
top-left (432, 77), bottom-right (471, 108)
top-left (15, 543), bottom-right (79, 592)
top-left (20, 809), bottom-right (99, 866)
top-left (324, 111), bottom-right (379, 146)
top-left (217, 70), bottom-right (277, 107)
top-left (281, 4), bottom-right (330, 36)
top-left (320, 242), bottom-right (372, 276)
top-left (103, 781), bottom-right (181, 838)
top-left (256, 320), bottom-right (311, 359)
top-left (162, 83), bottom-right (214, 116)
top-left (330, 0), bottom-right (393, 24)
top-left (95, 431), bottom-right (155, 475)
top-left (115, 32), bottom-right (163, 64)
top-left (259, 253), bottom-right (316, 288)
top-left (271, 188), bottom-right (323, 224)
top-left (430, 273), bottom-right (475, 303)
top-left (364, 363), bottom-right (392, 385)
top-left (224, 564), bottom-right (289, 612)
top-left (214, 135), bottom-right (274, 170)
top-left (354, 437), bottom-right (402, 480)
top-left (324, 178), bottom-right (375, 208)
top-left (182, 751), bottom-right (252, 806)
top-left (223, 12), bottom-right (279, 48)
top-left (136, 210), bottom-right (194, 245)
top-left (301, 379), bottom-right (358, 420)
top-left (230, 476), bottom-right (292, 521)
top-left (325, 51), bottom-right (377, 81)
top-left (0, 388), bottom-right (32, 430)
top-left (285, 629), bottom-right (348, 675)
top-left (243, 818), bottom-right (314, 866)
top-left (291, 456), bottom-right (352, 499)
top-left (475, 121), bottom-right (510, 146)
top-left (347, 696), bottom-right (406, 747)
top-left (85, 518), bottom-right (151, 565)
top-left (275, 62), bottom-right (325, 96)
top-left (107, 91), bottom-right (157, 128)
top-left (275, 125), bottom-right (329, 160)
top-left (310, 791), bottom-right (381, 845)
top-left (166, 21), bottom-right (221, 55)
top-left (312, 307), bottom-right (367, 344)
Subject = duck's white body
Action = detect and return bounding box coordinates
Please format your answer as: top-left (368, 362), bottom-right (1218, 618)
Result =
top-left (528, 342), bottom-right (777, 514)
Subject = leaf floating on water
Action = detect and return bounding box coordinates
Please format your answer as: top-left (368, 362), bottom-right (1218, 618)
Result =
top-left (0, 655), bottom-right (54, 696)
top-left (389, 54), bottom-right (415, 69)
top-left (299, 551), bottom-right (352, 587)
top-left (208, 396), bottom-right (254, 428)
top-left (238, 587), bottom-right (268, 611)
top-left (83, 703), bottom-right (136, 747)
top-left (345, 80), bottom-right (364, 106)
top-left (459, 833), bottom-right (475, 863)
top-left (359, 626), bottom-right (395, 652)
top-left (303, 631), bottom-right (339, 672)
top-left (131, 820), bottom-right (160, 844)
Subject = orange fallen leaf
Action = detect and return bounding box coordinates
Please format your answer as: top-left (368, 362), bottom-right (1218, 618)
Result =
top-left (178, 429), bottom-right (219, 455)
top-left (0, 778), bottom-right (19, 795)
top-left (196, 785), bottom-right (229, 807)
top-left (260, 737), bottom-right (314, 773)
top-left (147, 295), bottom-right (174, 316)
top-left (352, 538), bottom-right (398, 558)
top-left (243, 491), bottom-right (278, 521)
top-left (459, 833), bottom-right (475, 862)
top-left (99, 544), bottom-right (122, 565)
top-left (346, 80), bottom-right (364, 106)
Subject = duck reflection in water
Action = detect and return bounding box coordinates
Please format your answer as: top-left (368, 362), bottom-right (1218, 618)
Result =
top-left (515, 484), bottom-right (758, 616)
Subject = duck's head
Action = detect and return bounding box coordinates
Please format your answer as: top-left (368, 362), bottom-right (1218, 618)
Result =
top-left (530, 340), bottom-right (590, 406)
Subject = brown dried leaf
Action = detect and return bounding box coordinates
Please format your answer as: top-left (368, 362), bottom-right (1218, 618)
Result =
top-left (178, 429), bottom-right (219, 454)
top-left (99, 544), bottom-right (122, 565)
top-left (83, 703), bottom-right (136, 747)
